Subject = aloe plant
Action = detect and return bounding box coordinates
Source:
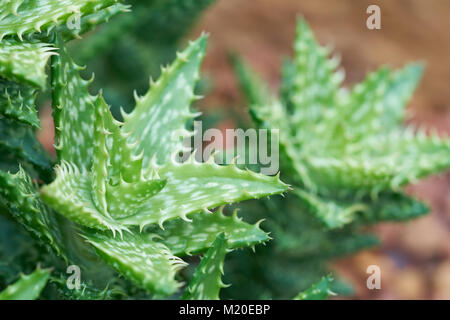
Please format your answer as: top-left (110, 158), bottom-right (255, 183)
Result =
top-left (0, 0), bottom-right (288, 299)
top-left (1, 1), bottom-right (447, 301)
top-left (182, 233), bottom-right (229, 300)
top-left (226, 18), bottom-right (450, 299)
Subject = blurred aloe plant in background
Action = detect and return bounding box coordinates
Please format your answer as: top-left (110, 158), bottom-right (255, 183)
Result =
top-left (225, 18), bottom-right (450, 299)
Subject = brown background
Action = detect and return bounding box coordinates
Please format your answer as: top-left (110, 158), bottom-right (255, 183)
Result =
top-left (189, 0), bottom-right (450, 299)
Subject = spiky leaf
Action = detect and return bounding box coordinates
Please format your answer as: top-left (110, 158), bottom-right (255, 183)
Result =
top-left (295, 189), bottom-right (428, 228)
top-left (40, 162), bottom-right (127, 234)
top-left (0, 0), bottom-right (120, 40)
top-left (0, 168), bottom-right (67, 260)
top-left (122, 35), bottom-right (207, 167)
top-left (305, 129), bottom-right (450, 194)
top-left (0, 39), bottom-right (55, 89)
top-left (121, 160), bottom-right (288, 229)
top-left (0, 117), bottom-right (53, 180)
top-left (151, 207), bottom-right (269, 256)
top-left (57, 3), bottom-right (130, 40)
top-left (82, 230), bottom-right (186, 296)
top-left (0, 267), bottom-right (51, 300)
top-left (42, 159), bottom-right (287, 232)
top-left (182, 233), bottom-right (228, 300)
top-left (231, 54), bottom-right (271, 108)
top-left (91, 93), bottom-right (168, 215)
top-left (288, 19), bottom-right (343, 130)
top-left (0, 77), bottom-right (39, 127)
top-left (293, 275), bottom-right (334, 300)
top-left (295, 189), bottom-right (366, 229)
top-left (51, 37), bottom-right (96, 170)
top-left (341, 64), bottom-right (424, 138)
top-left (0, 0), bottom-right (25, 20)
top-left (357, 192), bottom-right (428, 224)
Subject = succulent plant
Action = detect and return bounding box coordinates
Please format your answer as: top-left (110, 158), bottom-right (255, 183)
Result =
top-left (0, 0), bottom-right (287, 299)
top-left (226, 18), bottom-right (450, 299)
top-left (1, 0), bottom-right (448, 301)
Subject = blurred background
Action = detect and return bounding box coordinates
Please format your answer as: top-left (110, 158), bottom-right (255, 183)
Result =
top-left (38, 0), bottom-right (450, 299)
top-left (191, 0), bottom-right (450, 300)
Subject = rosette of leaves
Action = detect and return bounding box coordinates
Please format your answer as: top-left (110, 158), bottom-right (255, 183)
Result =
top-left (225, 18), bottom-right (450, 299)
top-left (0, 0), bottom-right (288, 299)
top-left (44, 33), bottom-right (287, 296)
top-left (234, 18), bottom-right (450, 229)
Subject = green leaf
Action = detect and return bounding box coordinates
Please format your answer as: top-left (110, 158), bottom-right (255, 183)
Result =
top-left (228, 18), bottom-right (439, 299)
top-left (0, 39), bottom-right (55, 89)
top-left (151, 207), bottom-right (269, 256)
top-left (382, 63), bottom-right (424, 127)
top-left (120, 159), bottom-right (289, 229)
top-left (336, 67), bottom-right (392, 143)
top-left (357, 192), bottom-right (428, 224)
top-left (67, 6), bottom-right (137, 64)
top-left (0, 0), bottom-right (120, 40)
top-left (231, 53), bottom-right (271, 108)
top-left (122, 34), bottom-right (207, 167)
top-left (0, 167), bottom-right (67, 260)
top-left (279, 59), bottom-right (296, 110)
top-left (57, 3), bottom-right (131, 41)
top-left (82, 230), bottom-right (186, 296)
top-left (51, 37), bottom-right (97, 170)
top-left (40, 162), bottom-right (128, 234)
top-left (0, 267), bottom-right (51, 300)
top-left (42, 159), bottom-right (287, 232)
top-left (0, 0), bottom-right (25, 20)
top-left (0, 77), bottom-right (39, 127)
top-left (90, 95), bottom-right (167, 219)
top-left (90, 94), bottom-right (110, 214)
top-left (231, 56), bottom-right (306, 186)
top-left (41, 93), bottom-right (167, 229)
top-left (361, 129), bottom-right (450, 188)
top-left (105, 178), bottom-right (167, 220)
top-left (0, 117), bottom-right (53, 180)
top-left (182, 233), bottom-right (228, 300)
top-left (305, 129), bottom-right (450, 193)
top-left (231, 54), bottom-right (285, 130)
top-left (342, 63), bottom-right (424, 138)
top-left (295, 189), bottom-right (428, 228)
top-left (293, 275), bottom-right (334, 300)
top-left (294, 189), bottom-right (366, 229)
top-left (288, 18), bottom-right (343, 130)
top-left (91, 95), bottom-right (144, 184)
